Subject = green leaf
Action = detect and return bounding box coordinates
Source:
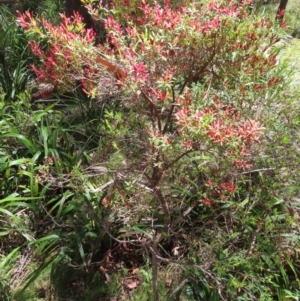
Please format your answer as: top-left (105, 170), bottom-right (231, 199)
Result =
top-left (1, 133), bottom-right (36, 154)
top-left (28, 234), bottom-right (60, 248)
top-left (119, 226), bottom-right (153, 239)
top-left (0, 246), bottom-right (22, 269)
top-left (47, 190), bottom-right (74, 219)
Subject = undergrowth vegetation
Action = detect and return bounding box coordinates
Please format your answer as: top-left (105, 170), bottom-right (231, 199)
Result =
top-left (1, 0), bottom-right (300, 300)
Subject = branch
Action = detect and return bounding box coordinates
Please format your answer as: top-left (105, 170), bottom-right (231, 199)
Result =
top-left (95, 55), bottom-right (126, 82)
top-left (173, 200), bottom-right (199, 226)
top-left (166, 149), bottom-right (194, 169)
top-left (162, 86), bottom-right (177, 135)
top-left (168, 279), bottom-right (190, 301)
top-left (141, 91), bottom-right (162, 133)
top-left (231, 168), bottom-right (275, 177)
top-left (179, 46), bottom-right (217, 94)
top-left (155, 188), bottom-right (171, 241)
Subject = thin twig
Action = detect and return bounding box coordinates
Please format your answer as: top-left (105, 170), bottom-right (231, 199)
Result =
top-left (141, 91), bottom-right (162, 133)
top-left (173, 200), bottom-right (198, 226)
top-left (162, 86), bottom-right (176, 135)
top-left (166, 149), bottom-right (194, 169)
top-left (168, 279), bottom-right (190, 300)
top-left (232, 168), bottom-right (275, 176)
top-left (41, 203), bottom-right (64, 227)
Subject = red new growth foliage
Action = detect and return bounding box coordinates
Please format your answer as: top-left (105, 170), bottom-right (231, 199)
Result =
top-left (276, 8), bottom-right (285, 20)
top-left (207, 121), bottom-right (235, 145)
top-left (203, 197), bottom-right (215, 207)
top-left (220, 182), bottom-right (236, 193)
top-left (132, 63), bottom-right (149, 83)
top-left (16, 11), bottom-right (100, 93)
top-left (17, 0), bottom-right (282, 175)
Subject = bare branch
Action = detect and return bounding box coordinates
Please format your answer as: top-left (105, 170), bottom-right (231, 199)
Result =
top-left (141, 91), bottom-right (162, 133)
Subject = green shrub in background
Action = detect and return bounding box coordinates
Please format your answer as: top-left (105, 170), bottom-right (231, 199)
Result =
top-left (0, 7), bottom-right (32, 100)
top-left (0, 1), bottom-right (66, 101)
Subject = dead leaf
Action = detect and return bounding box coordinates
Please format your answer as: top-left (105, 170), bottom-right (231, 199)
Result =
top-left (131, 268), bottom-right (139, 275)
top-left (105, 273), bottom-right (112, 284)
top-left (126, 279), bottom-right (140, 289)
top-left (172, 246), bottom-right (180, 256)
top-left (165, 273), bottom-right (172, 288)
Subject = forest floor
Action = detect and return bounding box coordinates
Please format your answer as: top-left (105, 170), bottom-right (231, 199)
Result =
top-left (282, 38), bottom-right (300, 87)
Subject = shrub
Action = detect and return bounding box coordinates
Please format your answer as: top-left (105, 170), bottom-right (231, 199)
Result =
top-left (10, 0), bottom-right (300, 300)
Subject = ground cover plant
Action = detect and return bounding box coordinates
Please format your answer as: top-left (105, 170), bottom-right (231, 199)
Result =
top-left (1, 0), bottom-right (300, 300)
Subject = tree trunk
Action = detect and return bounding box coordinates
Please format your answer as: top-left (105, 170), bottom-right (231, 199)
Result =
top-left (275, 0), bottom-right (288, 21)
top-left (65, 0), bottom-right (109, 43)
top-left (65, 0), bottom-right (94, 28)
